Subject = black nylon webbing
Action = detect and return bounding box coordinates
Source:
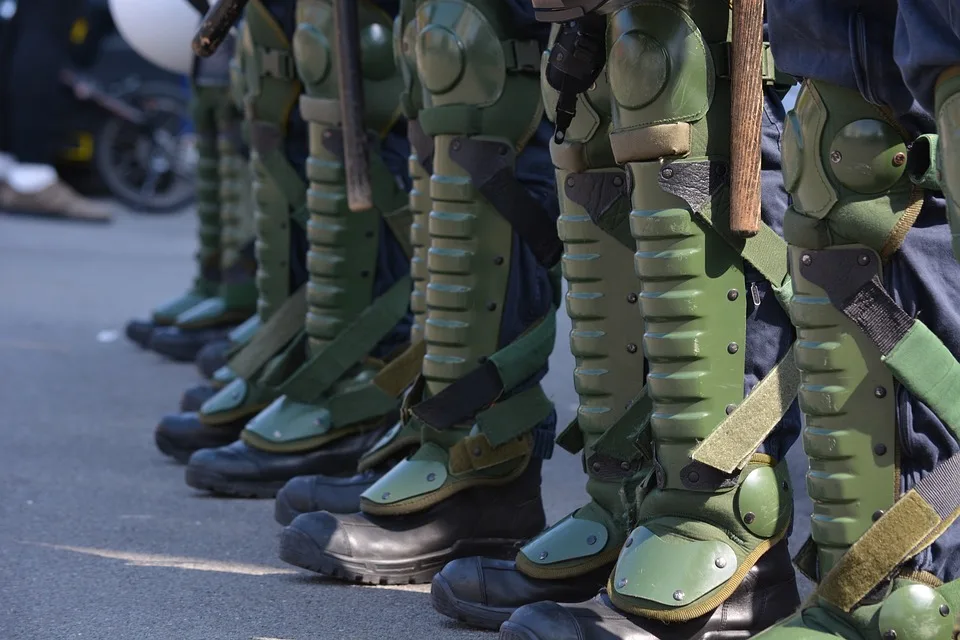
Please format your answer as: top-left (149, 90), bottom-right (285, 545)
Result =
top-left (448, 137), bottom-right (562, 269)
top-left (841, 277), bottom-right (913, 356)
top-left (915, 453), bottom-right (960, 519)
top-left (410, 360), bottom-right (503, 430)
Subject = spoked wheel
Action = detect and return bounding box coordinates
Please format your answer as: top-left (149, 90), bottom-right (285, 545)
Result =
top-left (94, 81), bottom-right (197, 213)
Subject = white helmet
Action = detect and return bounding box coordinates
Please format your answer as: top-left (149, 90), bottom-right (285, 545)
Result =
top-left (108, 0), bottom-right (201, 75)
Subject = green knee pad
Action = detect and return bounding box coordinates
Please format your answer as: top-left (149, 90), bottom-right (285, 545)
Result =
top-left (242, 2), bottom-right (308, 322)
top-left (235, 0), bottom-right (417, 454)
top-left (600, 0), bottom-right (797, 622)
top-left (357, 0), bottom-right (558, 517)
top-left (936, 71), bottom-right (960, 263)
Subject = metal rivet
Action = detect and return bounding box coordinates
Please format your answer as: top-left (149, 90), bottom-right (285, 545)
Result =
top-left (873, 510), bottom-right (885, 521)
top-left (539, 551), bottom-right (549, 560)
top-left (620, 461), bottom-right (631, 471)
top-left (726, 404), bottom-right (737, 415)
top-left (472, 447), bottom-right (483, 457)
top-left (875, 386), bottom-right (887, 398)
top-left (744, 512), bottom-right (756, 524)
top-left (830, 150), bottom-right (842, 164)
top-left (874, 443), bottom-right (888, 456)
top-left (617, 578), bottom-right (629, 589)
top-left (727, 342), bottom-right (739, 354)
top-left (587, 535), bottom-right (598, 545)
top-left (801, 254), bottom-right (813, 266)
top-left (426, 473), bottom-right (436, 482)
top-left (626, 293), bottom-right (638, 304)
top-left (688, 471), bottom-right (700, 483)
top-left (626, 343), bottom-right (638, 354)
top-left (381, 492), bottom-right (391, 500)
top-left (940, 604), bottom-right (951, 616)
top-left (592, 462), bottom-right (602, 472)
top-left (882, 630), bottom-right (897, 640)
top-left (566, 176), bottom-right (575, 187)
top-left (673, 590), bottom-right (685, 601)
top-left (555, 52), bottom-right (565, 61)
top-left (727, 289), bottom-right (739, 301)
top-left (493, 256), bottom-right (504, 265)
top-left (625, 537), bottom-right (633, 548)
top-left (486, 302), bottom-right (497, 311)
top-left (892, 152), bottom-right (906, 167)
top-left (715, 557), bottom-right (727, 569)
top-left (273, 430), bottom-right (282, 438)
top-left (451, 140), bottom-right (461, 151)
top-left (661, 167), bottom-right (674, 179)
top-left (613, 176), bottom-right (624, 187)
top-left (857, 254), bottom-right (870, 266)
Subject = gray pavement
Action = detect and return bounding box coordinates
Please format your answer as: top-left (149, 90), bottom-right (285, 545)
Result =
top-left (0, 206), bottom-right (810, 640)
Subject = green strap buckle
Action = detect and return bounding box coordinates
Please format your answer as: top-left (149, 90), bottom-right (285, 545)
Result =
top-left (258, 47), bottom-right (295, 80)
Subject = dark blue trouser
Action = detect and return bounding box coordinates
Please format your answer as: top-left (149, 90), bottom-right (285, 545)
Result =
top-left (767, 0), bottom-right (960, 583)
top-left (895, 0), bottom-right (960, 113)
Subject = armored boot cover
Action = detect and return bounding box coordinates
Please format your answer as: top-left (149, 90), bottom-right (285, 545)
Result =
top-left (591, 1), bottom-right (802, 629)
top-left (279, 0), bottom-right (564, 586)
top-left (185, 0), bottom-right (417, 497)
top-left (432, 36), bottom-right (648, 630)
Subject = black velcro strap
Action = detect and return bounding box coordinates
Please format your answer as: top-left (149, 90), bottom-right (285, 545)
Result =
top-left (408, 119), bottom-right (435, 175)
top-left (841, 278), bottom-right (913, 355)
top-left (410, 360), bottom-right (503, 430)
top-left (448, 137), bottom-right (562, 268)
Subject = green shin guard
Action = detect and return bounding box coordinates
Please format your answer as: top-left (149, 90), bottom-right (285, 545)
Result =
top-left (357, 0), bottom-right (555, 518)
top-left (517, 37), bottom-right (647, 581)
top-left (935, 70), bottom-right (960, 263)
top-left (599, 1), bottom-right (795, 624)
top-left (234, 0), bottom-right (414, 457)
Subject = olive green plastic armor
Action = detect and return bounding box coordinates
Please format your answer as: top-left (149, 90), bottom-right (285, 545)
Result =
top-left (936, 73), bottom-right (960, 262)
top-left (780, 80), bottom-right (912, 578)
top-left (358, 0), bottom-right (555, 516)
top-left (243, 0), bottom-right (307, 322)
top-left (517, 31), bottom-right (647, 580)
top-left (189, 84), bottom-right (225, 299)
top-left (216, 112), bottom-right (257, 311)
top-left (602, 1), bottom-right (792, 622)
top-left (239, 0), bottom-right (412, 451)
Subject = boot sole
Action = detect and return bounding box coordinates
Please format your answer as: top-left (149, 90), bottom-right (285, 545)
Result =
top-left (499, 621), bottom-right (538, 640)
top-left (430, 572), bottom-right (515, 631)
top-left (279, 526), bottom-right (524, 586)
top-left (184, 466), bottom-right (286, 499)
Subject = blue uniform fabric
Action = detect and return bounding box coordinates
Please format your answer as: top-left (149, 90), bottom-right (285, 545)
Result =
top-left (766, 0), bottom-right (960, 583)
top-left (895, 0), bottom-right (960, 114)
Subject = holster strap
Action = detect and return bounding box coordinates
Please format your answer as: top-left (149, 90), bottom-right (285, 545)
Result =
top-left (585, 387), bottom-right (653, 481)
top-left (227, 285), bottom-right (307, 379)
top-left (276, 276), bottom-right (412, 404)
top-left (410, 310), bottom-right (556, 430)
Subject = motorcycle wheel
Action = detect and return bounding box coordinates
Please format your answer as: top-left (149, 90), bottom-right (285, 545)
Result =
top-left (94, 81), bottom-right (197, 213)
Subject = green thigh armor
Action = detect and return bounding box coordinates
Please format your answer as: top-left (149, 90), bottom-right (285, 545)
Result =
top-left (516, 31), bottom-right (650, 581)
top-left (601, 0), bottom-right (797, 622)
top-left (358, 0), bottom-right (559, 517)
top-left (235, 0), bottom-right (417, 453)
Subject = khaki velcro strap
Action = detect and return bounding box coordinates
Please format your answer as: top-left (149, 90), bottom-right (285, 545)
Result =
top-left (372, 340), bottom-right (425, 398)
top-left (226, 285), bottom-right (307, 379)
top-left (817, 453), bottom-right (960, 612)
top-left (610, 123), bottom-right (691, 164)
top-left (691, 345), bottom-right (800, 473)
top-left (298, 95), bottom-right (341, 126)
top-left (448, 433), bottom-right (531, 475)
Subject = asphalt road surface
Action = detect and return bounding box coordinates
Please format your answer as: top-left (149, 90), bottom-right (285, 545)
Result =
top-left (0, 206), bottom-right (811, 640)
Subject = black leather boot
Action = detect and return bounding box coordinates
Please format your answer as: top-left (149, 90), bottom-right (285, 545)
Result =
top-left (125, 319), bottom-right (156, 348)
top-left (195, 338), bottom-right (231, 379)
top-left (277, 461), bottom-right (547, 585)
top-left (183, 422), bottom-right (391, 499)
top-left (179, 384), bottom-right (218, 413)
top-left (431, 558), bottom-right (613, 631)
top-left (498, 540), bottom-right (799, 640)
top-left (148, 326), bottom-right (233, 363)
top-left (274, 469), bottom-right (385, 525)
top-left (154, 412), bottom-right (247, 464)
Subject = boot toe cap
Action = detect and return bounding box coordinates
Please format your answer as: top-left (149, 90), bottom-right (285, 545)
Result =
top-left (280, 511), bottom-right (355, 571)
top-left (186, 441), bottom-right (260, 478)
top-left (125, 320), bottom-right (154, 347)
top-left (195, 339), bottom-right (231, 379)
top-left (435, 556), bottom-right (487, 604)
top-left (275, 475), bottom-right (321, 525)
top-left (179, 385), bottom-right (217, 413)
